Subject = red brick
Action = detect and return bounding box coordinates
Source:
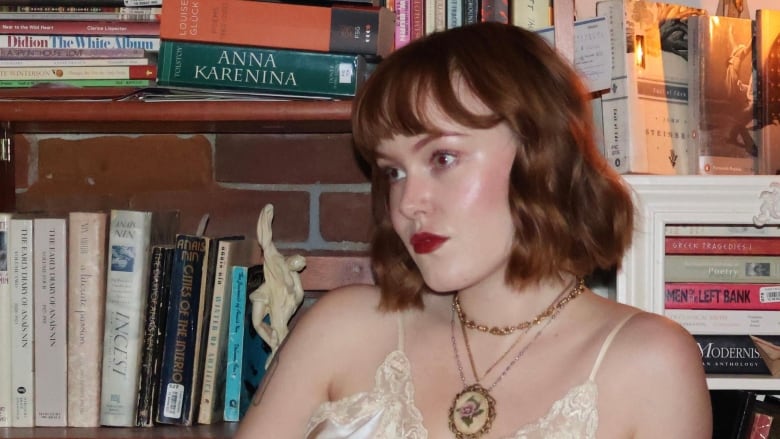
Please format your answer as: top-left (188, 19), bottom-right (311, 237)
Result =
top-left (215, 133), bottom-right (370, 185)
top-left (319, 192), bottom-right (372, 243)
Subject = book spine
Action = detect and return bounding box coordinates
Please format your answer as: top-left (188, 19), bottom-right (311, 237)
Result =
top-left (757, 9), bottom-right (780, 175)
top-left (100, 209), bottom-right (154, 427)
top-left (480, 0), bottom-right (509, 23)
top-left (665, 309), bottom-right (780, 335)
top-left (0, 11), bottom-right (160, 21)
top-left (666, 282), bottom-right (780, 310)
top-left (0, 20), bottom-right (159, 36)
top-left (0, 78), bottom-right (152, 87)
top-left (67, 212), bottom-right (107, 428)
top-left (0, 0), bottom-right (127, 6)
top-left (223, 265), bottom-right (247, 423)
top-left (665, 224), bottom-right (780, 237)
top-left (0, 64), bottom-right (156, 80)
top-left (159, 0), bottom-right (394, 57)
top-left (445, 0), bottom-right (462, 28)
top-left (9, 218), bottom-right (34, 427)
top-left (0, 213), bottom-right (11, 427)
top-left (424, 0), bottom-right (437, 34)
top-left (135, 245), bottom-right (173, 427)
top-left (156, 40), bottom-right (368, 98)
top-left (665, 255), bottom-right (780, 283)
top-left (0, 58), bottom-right (150, 67)
top-left (0, 5), bottom-right (159, 12)
top-left (238, 265), bottom-right (268, 419)
top-left (33, 218), bottom-right (67, 427)
top-left (0, 35), bottom-right (160, 51)
top-left (511, 0), bottom-right (550, 30)
top-left (694, 335), bottom-right (780, 374)
top-left (0, 47), bottom-right (146, 58)
top-left (410, 0), bottom-right (425, 39)
top-left (394, 0), bottom-right (410, 49)
top-left (156, 235), bottom-right (208, 426)
top-left (666, 236), bottom-right (780, 255)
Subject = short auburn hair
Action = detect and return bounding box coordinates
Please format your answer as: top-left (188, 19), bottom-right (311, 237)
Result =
top-left (352, 22), bottom-right (635, 311)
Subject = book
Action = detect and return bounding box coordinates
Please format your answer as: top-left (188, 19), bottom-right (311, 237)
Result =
top-left (666, 282), bottom-right (780, 310)
top-left (0, 213), bottom-right (11, 427)
top-left (156, 40), bottom-right (372, 99)
top-left (695, 334), bottom-right (780, 374)
top-left (480, 0), bottom-right (509, 23)
top-left (0, 5), bottom-right (160, 12)
top-left (0, 47), bottom-right (147, 58)
top-left (665, 236), bottom-right (780, 255)
top-left (665, 255), bottom-right (780, 283)
top-left (756, 8), bottom-right (780, 175)
top-left (395, 0), bottom-right (411, 48)
top-left (135, 244), bottom-right (174, 427)
top-left (99, 209), bottom-right (178, 427)
top-left (155, 234), bottom-right (210, 426)
top-left (159, 0), bottom-right (394, 58)
top-left (0, 11), bottom-right (161, 21)
top-left (67, 212), bottom-right (107, 427)
top-left (687, 14), bottom-right (757, 175)
top-left (0, 35), bottom-right (160, 51)
top-left (32, 217), bottom-right (68, 427)
top-left (665, 224), bottom-right (780, 237)
top-left (8, 216), bottom-right (34, 427)
top-left (0, 20), bottom-right (159, 36)
top-left (746, 395), bottom-right (780, 439)
top-left (224, 264), bottom-right (268, 423)
top-left (0, 58), bottom-right (152, 67)
top-left (0, 64), bottom-right (156, 81)
top-left (711, 390), bottom-right (757, 439)
top-left (0, 78), bottom-right (153, 88)
top-left (198, 238), bottom-right (252, 424)
top-left (666, 309), bottom-right (780, 335)
top-left (596, 0), bottom-right (706, 174)
top-left (511, 0), bottom-right (550, 30)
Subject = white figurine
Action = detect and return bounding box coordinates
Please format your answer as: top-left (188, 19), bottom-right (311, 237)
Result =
top-left (249, 204), bottom-right (306, 368)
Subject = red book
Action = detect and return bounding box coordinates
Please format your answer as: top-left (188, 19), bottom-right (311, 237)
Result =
top-left (665, 282), bottom-right (780, 310)
top-left (159, 0), bottom-right (394, 57)
top-left (665, 236), bottom-right (780, 255)
top-left (0, 20), bottom-right (159, 36)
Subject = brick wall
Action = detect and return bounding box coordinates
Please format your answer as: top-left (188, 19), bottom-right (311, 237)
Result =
top-left (13, 132), bottom-right (372, 258)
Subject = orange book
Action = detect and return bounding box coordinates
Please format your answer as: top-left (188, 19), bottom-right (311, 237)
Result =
top-left (160, 0), bottom-right (394, 58)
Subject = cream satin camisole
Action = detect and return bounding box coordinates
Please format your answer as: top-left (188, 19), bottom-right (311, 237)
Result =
top-left (305, 312), bottom-right (638, 439)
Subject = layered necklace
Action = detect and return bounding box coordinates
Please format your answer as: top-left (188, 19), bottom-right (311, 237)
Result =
top-left (447, 278), bottom-right (585, 439)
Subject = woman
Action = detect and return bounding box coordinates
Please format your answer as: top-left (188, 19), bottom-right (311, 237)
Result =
top-left (235, 22), bottom-right (711, 438)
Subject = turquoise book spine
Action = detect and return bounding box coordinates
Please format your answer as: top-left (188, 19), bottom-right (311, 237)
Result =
top-left (157, 39), bottom-right (370, 98)
top-left (223, 265), bottom-right (247, 423)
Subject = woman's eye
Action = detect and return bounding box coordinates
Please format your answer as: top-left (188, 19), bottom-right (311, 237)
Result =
top-left (383, 167), bottom-right (406, 182)
top-left (432, 151), bottom-right (457, 168)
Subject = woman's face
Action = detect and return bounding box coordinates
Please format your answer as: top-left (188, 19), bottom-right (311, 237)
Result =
top-left (375, 96), bottom-right (517, 293)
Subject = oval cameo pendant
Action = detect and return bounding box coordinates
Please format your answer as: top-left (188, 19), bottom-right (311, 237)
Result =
top-left (448, 383), bottom-right (497, 439)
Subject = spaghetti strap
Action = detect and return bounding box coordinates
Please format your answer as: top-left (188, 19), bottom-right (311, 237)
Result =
top-left (397, 312), bottom-right (405, 352)
top-left (588, 312), bottom-right (640, 380)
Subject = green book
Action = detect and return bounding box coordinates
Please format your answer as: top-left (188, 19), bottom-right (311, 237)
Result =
top-left (156, 40), bottom-right (372, 98)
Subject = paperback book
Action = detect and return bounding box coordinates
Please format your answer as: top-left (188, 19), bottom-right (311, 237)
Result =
top-left (665, 255), bottom-right (780, 283)
top-left (0, 213), bottom-right (10, 427)
top-left (695, 334), bottom-right (780, 374)
top-left (665, 282), bottom-right (780, 310)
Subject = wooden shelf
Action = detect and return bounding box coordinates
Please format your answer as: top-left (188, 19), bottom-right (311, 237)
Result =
top-left (0, 424), bottom-right (237, 438)
top-left (1, 98), bottom-right (352, 134)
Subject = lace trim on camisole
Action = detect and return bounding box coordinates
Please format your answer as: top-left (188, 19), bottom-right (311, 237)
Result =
top-left (305, 312), bottom-right (637, 439)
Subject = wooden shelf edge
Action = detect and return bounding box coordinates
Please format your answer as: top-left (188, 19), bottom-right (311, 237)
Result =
top-left (0, 423), bottom-right (238, 439)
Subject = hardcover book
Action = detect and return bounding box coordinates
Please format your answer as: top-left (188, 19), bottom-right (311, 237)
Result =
top-left (666, 282), bottom-right (780, 310)
top-left (695, 335), bottom-right (780, 374)
top-left (67, 212), bottom-right (107, 427)
top-left (687, 14), bottom-right (756, 175)
top-left (156, 40), bottom-right (372, 99)
top-left (666, 309), bottom-right (780, 335)
top-left (0, 64), bottom-right (157, 80)
top-left (0, 19), bottom-right (159, 36)
top-left (596, 0), bottom-right (706, 174)
top-left (135, 244), bottom-right (174, 427)
top-left (0, 35), bottom-right (160, 50)
top-left (711, 390), bottom-right (757, 439)
top-left (32, 217), bottom-right (67, 426)
top-left (99, 209), bottom-right (178, 427)
top-left (9, 216), bottom-right (34, 427)
top-left (156, 234), bottom-right (210, 426)
top-left (665, 255), bottom-right (780, 283)
top-left (756, 8), bottom-right (780, 175)
top-left (159, 0), bottom-right (394, 58)
top-left (0, 212), bottom-right (10, 427)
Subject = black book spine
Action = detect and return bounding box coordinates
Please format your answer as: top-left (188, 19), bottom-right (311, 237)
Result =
top-left (695, 335), bottom-right (780, 374)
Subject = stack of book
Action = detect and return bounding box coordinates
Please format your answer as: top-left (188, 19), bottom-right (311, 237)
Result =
top-left (0, 1), bottom-right (160, 91)
top-left (154, 0), bottom-right (395, 100)
top-left (663, 224), bottom-right (780, 377)
top-left (0, 209), bottom-right (274, 428)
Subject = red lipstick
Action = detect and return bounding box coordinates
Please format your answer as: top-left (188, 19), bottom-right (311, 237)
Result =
top-left (410, 232), bottom-right (448, 254)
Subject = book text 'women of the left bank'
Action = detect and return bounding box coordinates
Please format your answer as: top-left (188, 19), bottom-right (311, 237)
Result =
top-left (1, 35), bottom-right (159, 51)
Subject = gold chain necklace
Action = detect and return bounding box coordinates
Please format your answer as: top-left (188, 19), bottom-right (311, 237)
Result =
top-left (454, 278), bottom-right (585, 335)
top-left (447, 279), bottom-right (584, 439)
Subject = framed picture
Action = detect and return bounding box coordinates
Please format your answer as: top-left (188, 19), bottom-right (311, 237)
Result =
top-left (617, 175), bottom-right (780, 313)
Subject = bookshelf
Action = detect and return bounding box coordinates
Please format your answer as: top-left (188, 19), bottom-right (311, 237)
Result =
top-left (0, 424), bottom-right (238, 439)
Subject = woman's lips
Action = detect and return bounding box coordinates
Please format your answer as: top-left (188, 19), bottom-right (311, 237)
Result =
top-left (410, 232), bottom-right (448, 254)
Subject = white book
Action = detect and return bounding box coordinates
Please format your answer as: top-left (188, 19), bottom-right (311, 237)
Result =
top-left (0, 212), bottom-right (12, 427)
top-left (67, 212), bottom-right (107, 427)
top-left (100, 209), bottom-right (154, 427)
top-left (666, 309), bottom-right (780, 335)
top-left (9, 217), bottom-right (34, 427)
top-left (664, 224), bottom-right (780, 237)
top-left (33, 217), bottom-right (68, 426)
